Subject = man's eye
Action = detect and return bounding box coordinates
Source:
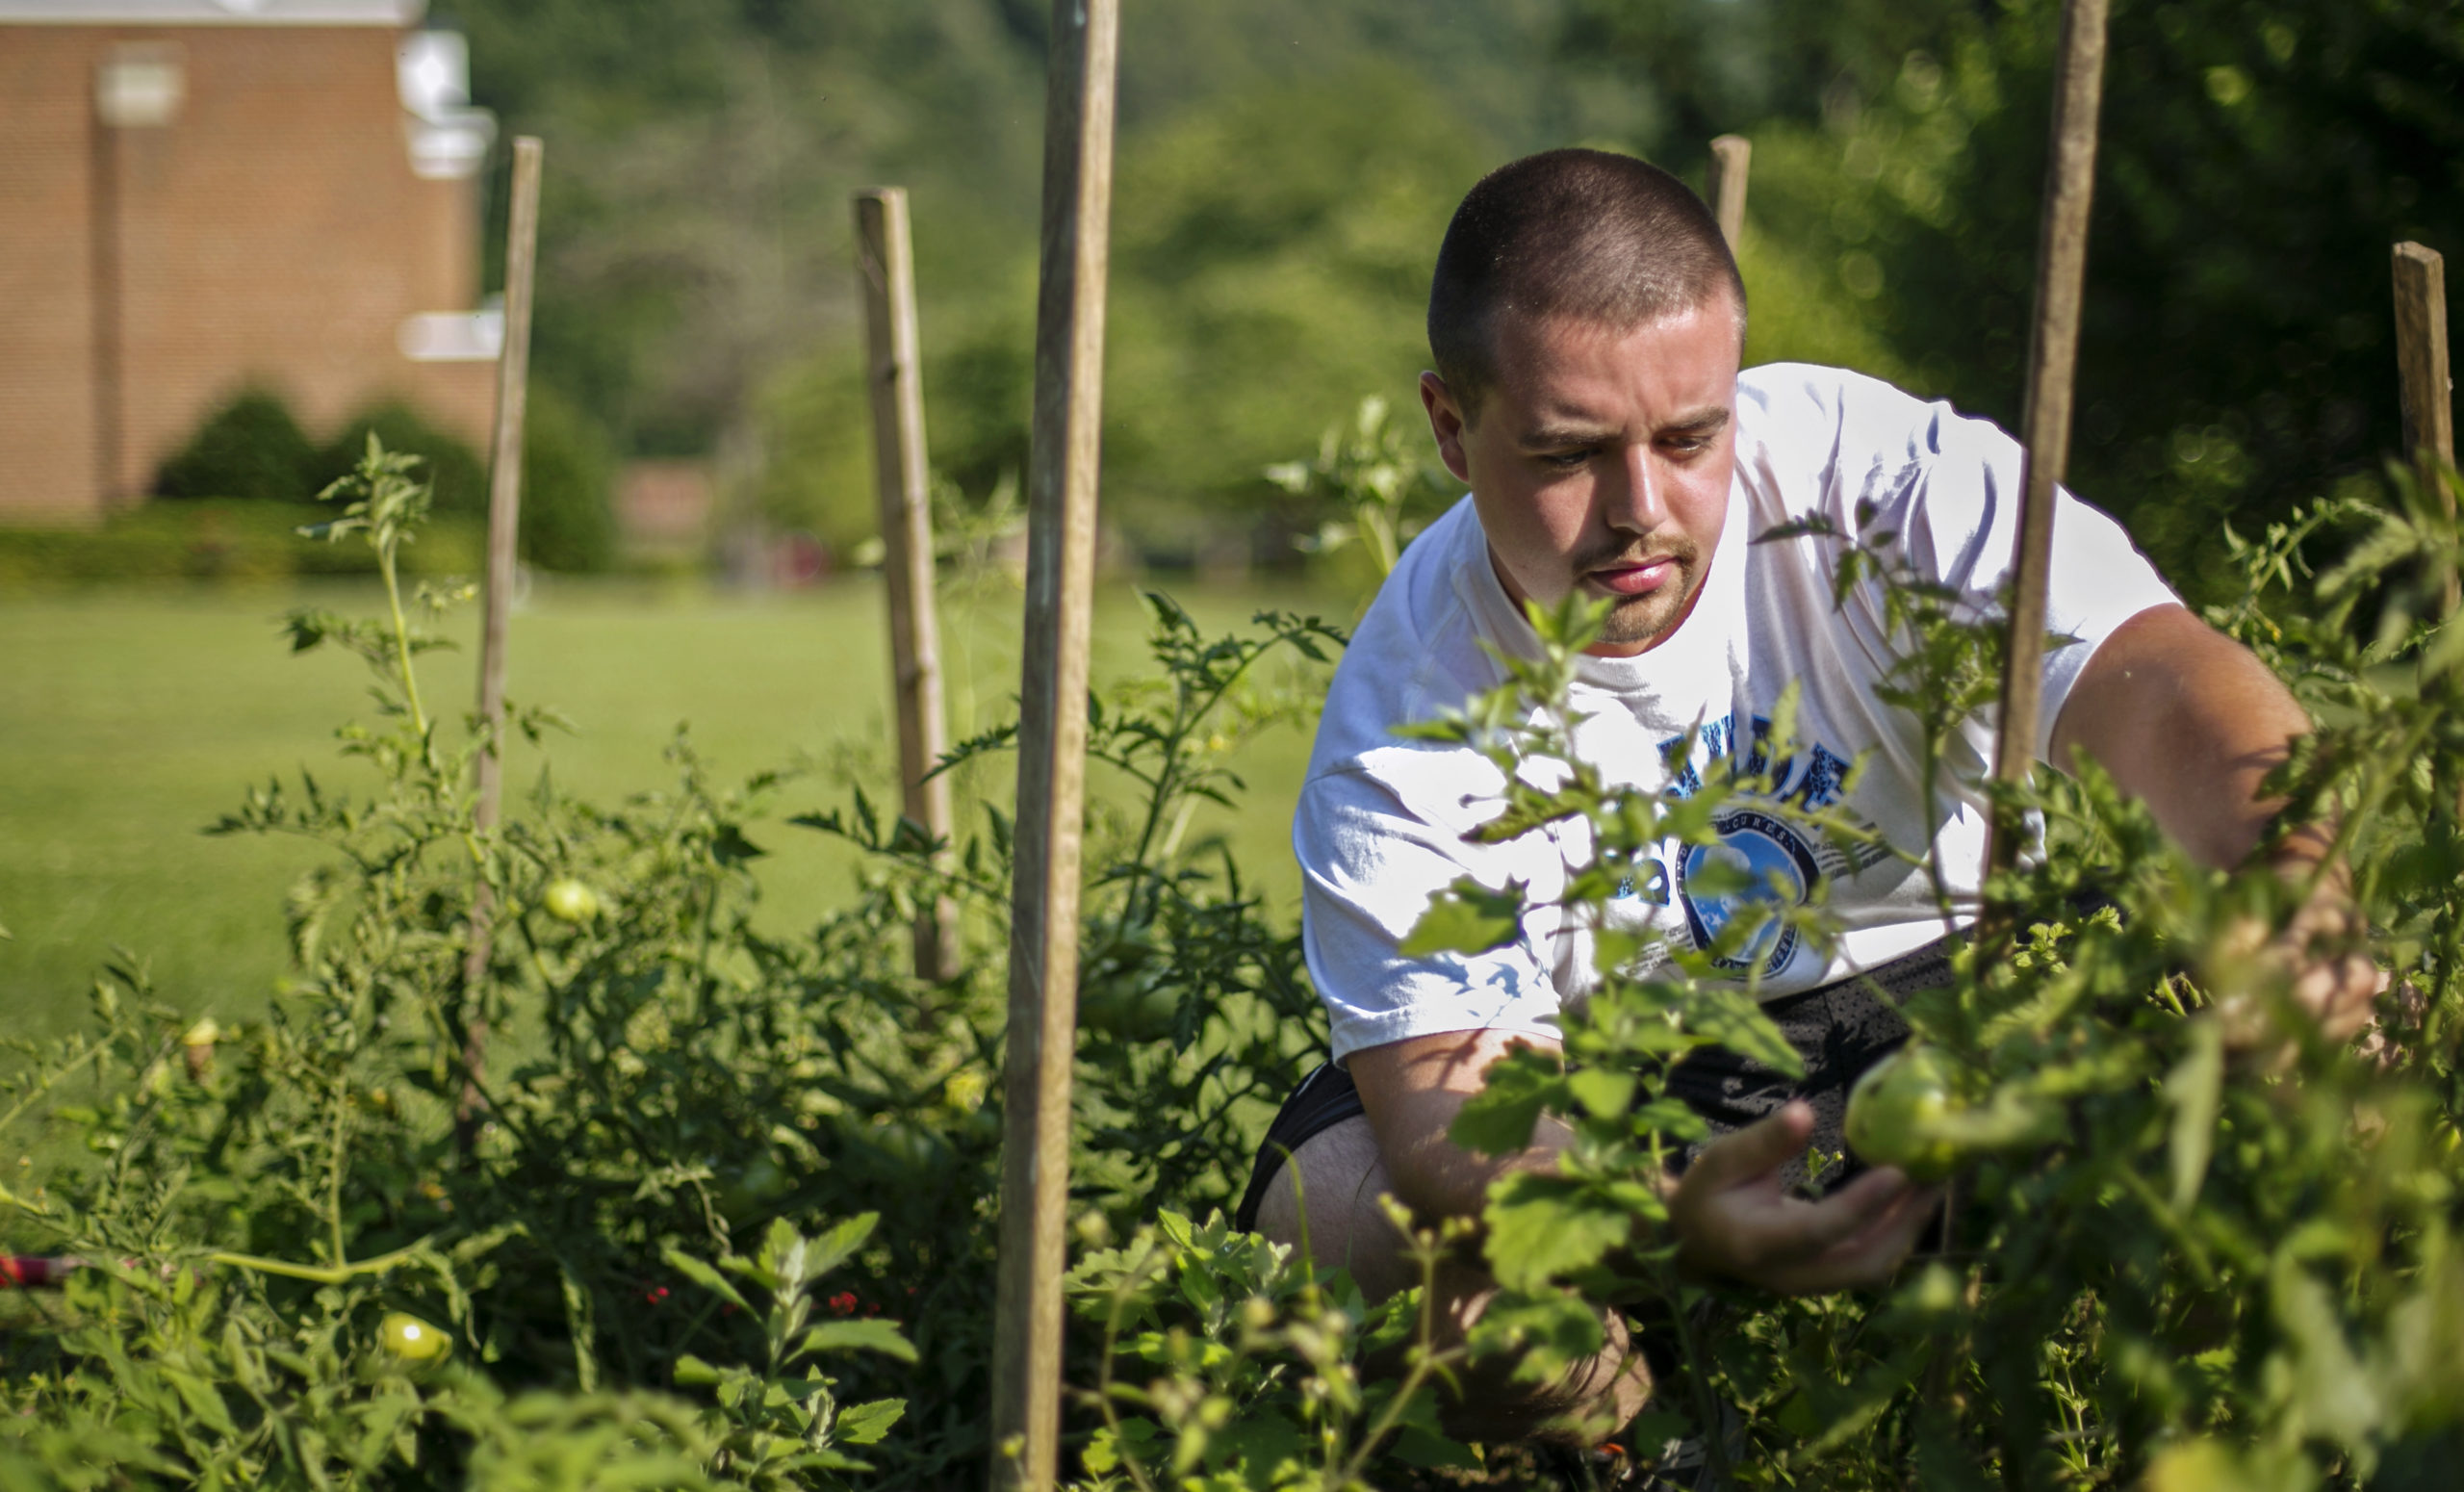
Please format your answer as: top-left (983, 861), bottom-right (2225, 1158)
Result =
top-left (1539, 449), bottom-right (1592, 470)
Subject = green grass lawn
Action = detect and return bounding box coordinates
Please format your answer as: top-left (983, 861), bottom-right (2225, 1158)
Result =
top-left (0, 572), bottom-right (1343, 1040)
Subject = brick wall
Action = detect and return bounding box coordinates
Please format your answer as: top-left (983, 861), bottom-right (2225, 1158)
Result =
top-left (0, 27), bottom-right (104, 523)
top-left (0, 22), bottom-right (496, 525)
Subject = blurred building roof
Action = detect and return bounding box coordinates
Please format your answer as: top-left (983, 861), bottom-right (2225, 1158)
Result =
top-left (0, 1), bottom-right (424, 24)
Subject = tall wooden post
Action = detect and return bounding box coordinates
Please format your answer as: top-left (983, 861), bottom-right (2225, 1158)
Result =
top-left (459, 136), bottom-right (543, 1139)
top-left (857, 187), bottom-right (960, 981)
top-left (2394, 244), bottom-right (2454, 479)
top-left (1706, 134), bottom-right (1751, 252)
top-left (989, 0), bottom-right (1118, 1485)
top-left (475, 135), bottom-right (544, 834)
top-left (2393, 244), bottom-right (2459, 611)
top-left (1984, 0), bottom-right (2110, 879)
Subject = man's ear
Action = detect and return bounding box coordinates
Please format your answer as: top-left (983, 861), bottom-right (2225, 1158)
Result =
top-left (1419, 371), bottom-right (1474, 485)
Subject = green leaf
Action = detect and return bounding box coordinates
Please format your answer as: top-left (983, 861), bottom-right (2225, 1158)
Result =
top-left (2164, 1017), bottom-right (2225, 1212)
top-left (1449, 1050), bottom-right (1564, 1156)
top-left (1216, 1413), bottom-right (1310, 1474)
top-left (661, 1248), bottom-right (751, 1313)
top-left (1463, 1288), bottom-right (1607, 1384)
top-left (1625, 1407), bottom-right (1693, 1465)
top-left (1481, 1173), bottom-right (1631, 1293)
top-left (1675, 984), bottom-right (1803, 1078)
top-left (1566, 1067), bottom-right (1634, 1119)
top-left (833, 1397), bottom-right (906, 1446)
top-left (798, 1319), bottom-right (917, 1363)
top-left (1387, 1422), bottom-right (1480, 1469)
top-left (1399, 877), bottom-right (1527, 958)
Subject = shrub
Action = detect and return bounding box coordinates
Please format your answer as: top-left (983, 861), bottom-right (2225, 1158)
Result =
top-left (152, 388), bottom-right (319, 504)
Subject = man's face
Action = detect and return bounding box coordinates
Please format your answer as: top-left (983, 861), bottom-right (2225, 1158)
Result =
top-left (1420, 296), bottom-right (1741, 656)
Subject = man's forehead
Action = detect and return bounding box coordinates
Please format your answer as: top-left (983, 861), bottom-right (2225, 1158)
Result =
top-left (1488, 289), bottom-right (1745, 361)
top-left (1485, 303), bottom-right (1741, 433)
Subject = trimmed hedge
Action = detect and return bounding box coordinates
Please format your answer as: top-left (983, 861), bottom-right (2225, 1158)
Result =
top-left (0, 501), bottom-right (484, 583)
top-left (139, 387), bottom-right (619, 573)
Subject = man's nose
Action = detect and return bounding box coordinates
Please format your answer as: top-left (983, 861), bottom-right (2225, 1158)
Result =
top-left (1605, 442), bottom-right (1671, 534)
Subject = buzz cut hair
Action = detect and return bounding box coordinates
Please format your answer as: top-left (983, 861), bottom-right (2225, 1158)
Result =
top-left (1427, 148), bottom-right (1746, 424)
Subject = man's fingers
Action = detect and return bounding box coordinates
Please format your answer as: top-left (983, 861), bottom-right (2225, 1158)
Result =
top-left (1770, 1181), bottom-right (1944, 1293)
top-left (1740, 1166), bottom-right (1915, 1264)
top-left (1680, 1101), bottom-right (1813, 1194)
top-left (2288, 955), bottom-right (2386, 1045)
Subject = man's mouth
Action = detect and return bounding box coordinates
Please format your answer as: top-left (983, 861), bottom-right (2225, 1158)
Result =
top-left (1588, 556), bottom-right (1678, 597)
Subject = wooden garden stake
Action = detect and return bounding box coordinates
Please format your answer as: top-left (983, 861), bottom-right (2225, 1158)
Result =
top-left (990, 0), bottom-right (1118, 1485)
top-left (2393, 243), bottom-right (2460, 614)
top-left (474, 136), bottom-right (543, 831)
top-left (856, 188), bottom-right (960, 981)
top-left (1984, 0), bottom-right (2111, 881)
top-left (1707, 134), bottom-right (1751, 252)
top-left (458, 135), bottom-right (544, 1140)
top-left (2395, 243), bottom-right (2455, 476)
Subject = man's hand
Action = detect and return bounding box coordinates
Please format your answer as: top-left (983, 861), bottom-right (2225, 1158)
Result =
top-left (2211, 870), bottom-right (2387, 1051)
top-left (1667, 1101), bottom-right (1941, 1294)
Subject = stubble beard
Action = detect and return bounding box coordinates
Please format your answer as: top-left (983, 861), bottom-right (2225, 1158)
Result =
top-left (1578, 531), bottom-right (1706, 651)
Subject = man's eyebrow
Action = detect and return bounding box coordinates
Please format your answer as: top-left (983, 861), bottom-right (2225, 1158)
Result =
top-left (1516, 422), bottom-right (1615, 450)
top-left (1658, 407), bottom-right (1732, 437)
top-left (1516, 406), bottom-right (1731, 449)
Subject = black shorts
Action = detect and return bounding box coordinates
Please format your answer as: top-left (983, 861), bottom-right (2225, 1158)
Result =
top-left (1232, 937), bottom-right (1961, 1232)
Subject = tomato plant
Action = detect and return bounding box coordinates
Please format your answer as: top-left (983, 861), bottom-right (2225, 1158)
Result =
top-left (0, 437), bottom-right (1348, 1489)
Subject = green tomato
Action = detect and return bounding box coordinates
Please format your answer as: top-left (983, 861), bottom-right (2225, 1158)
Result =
top-left (1844, 1045), bottom-right (1968, 1183)
top-left (542, 878), bottom-right (602, 924)
top-left (379, 1311), bottom-right (450, 1363)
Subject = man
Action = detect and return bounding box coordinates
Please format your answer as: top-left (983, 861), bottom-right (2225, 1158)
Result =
top-left (1236, 148), bottom-right (2375, 1444)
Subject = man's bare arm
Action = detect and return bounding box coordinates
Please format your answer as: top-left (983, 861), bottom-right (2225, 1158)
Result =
top-left (2049, 603), bottom-right (2376, 1037)
top-left (1348, 1028), bottom-right (1571, 1222)
top-left (2048, 604), bottom-right (2315, 868)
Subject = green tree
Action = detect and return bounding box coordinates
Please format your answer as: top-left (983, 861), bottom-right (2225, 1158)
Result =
top-left (1568, 0), bottom-right (2464, 596)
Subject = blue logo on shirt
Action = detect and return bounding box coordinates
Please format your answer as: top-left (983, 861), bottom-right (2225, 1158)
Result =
top-left (1658, 713), bottom-right (1853, 978)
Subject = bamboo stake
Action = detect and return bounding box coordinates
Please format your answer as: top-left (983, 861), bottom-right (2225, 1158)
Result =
top-left (1983, 0), bottom-right (2111, 880)
top-left (989, 0), bottom-right (1118, 1484)
top-left (458, 136), bottom-right (544, 1141)
top-left (856, 187), bottom-right (960, 982)
top-left (1707, 134), bottom-right (1751, 252)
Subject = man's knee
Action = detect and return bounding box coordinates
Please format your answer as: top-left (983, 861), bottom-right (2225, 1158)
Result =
top-left (1250, 1114), bottom-right (1419, 1301)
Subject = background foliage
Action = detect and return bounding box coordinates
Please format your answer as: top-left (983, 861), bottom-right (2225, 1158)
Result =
top-left (426, 0), bottom-right (2459, 587)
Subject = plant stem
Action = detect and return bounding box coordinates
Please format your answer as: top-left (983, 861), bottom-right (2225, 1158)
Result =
top-left (1661, 1276), bottom-right (1732, 1487)
top-left (377, 539), bottom-right (428, 738)
top-left (0, 1035), bottom-right (114, 1143)
top-left (208, 1235), bottom-right (436, 1286)
top-left (326, 1082), bottom-right (351, 1270)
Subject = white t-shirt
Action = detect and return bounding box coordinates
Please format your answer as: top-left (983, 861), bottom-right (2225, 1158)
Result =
top-left (1296, 363), bottom-right (2181, 1064)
